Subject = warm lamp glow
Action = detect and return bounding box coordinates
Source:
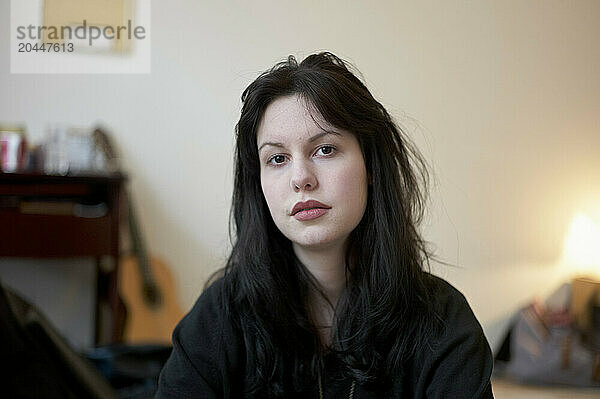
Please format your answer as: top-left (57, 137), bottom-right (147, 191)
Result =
top-left (563, 213), bottom-right (600, 274)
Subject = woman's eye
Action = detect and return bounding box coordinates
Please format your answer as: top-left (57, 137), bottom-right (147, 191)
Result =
top-left (316, 145), bottom-right (335, 156)
top-left (268, 154), bottom-right (286, 165)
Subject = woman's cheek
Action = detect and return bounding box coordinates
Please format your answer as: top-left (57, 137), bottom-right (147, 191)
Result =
top-left (261, 176), bottom-right (284, 214)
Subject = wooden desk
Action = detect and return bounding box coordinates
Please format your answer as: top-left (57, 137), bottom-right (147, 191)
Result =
top-left (0, 172), bottom-right (126, 344)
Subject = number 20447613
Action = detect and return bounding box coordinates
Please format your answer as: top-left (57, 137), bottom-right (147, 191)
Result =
top-left (18, 42), bottom-right (74, 53)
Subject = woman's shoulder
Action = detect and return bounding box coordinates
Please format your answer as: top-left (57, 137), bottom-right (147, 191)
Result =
top-left (411, 273), bottom-right (494, 398)
top-left (188, 277), bottom-right (228, 317)
top-left (157, 276), bottom-right (245, 397)
top-left (176, 276), bottom-right (237, 346)
top-left (423, 272), bottom-right (475, 317)
top-left (172, 276), bottom-right (246, 368)
top-left (421, 272), bottom-right (489, 345)
top-left (158, 278), bottom-right (243, 398)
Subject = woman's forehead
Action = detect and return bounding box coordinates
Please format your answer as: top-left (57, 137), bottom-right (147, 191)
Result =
top-left (256, 95), bottom-right (342, 145)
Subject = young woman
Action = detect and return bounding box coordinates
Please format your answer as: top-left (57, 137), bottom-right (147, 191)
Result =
top-left (157, 52), bottom-right (494, 398)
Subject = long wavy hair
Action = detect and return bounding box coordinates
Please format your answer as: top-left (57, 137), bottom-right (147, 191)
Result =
top-left (221, 52), bottom-right (438, 396)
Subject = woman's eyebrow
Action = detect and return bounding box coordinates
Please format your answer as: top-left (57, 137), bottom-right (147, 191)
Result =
top-left (258, 130), bottom-right (342, 152)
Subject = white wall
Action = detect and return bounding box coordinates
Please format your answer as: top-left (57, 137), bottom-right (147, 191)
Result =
top-left (1, 0), bottom-right (599, 350)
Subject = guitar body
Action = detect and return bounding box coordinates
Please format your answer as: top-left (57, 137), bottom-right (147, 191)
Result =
top-left (118, 255), bottom-right (184, 345)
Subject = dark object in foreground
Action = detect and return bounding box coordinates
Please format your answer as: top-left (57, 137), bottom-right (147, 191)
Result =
top-left (84, 344), bottom-right (172, 399)
top-left (0, 278), bottom-right (118, 399)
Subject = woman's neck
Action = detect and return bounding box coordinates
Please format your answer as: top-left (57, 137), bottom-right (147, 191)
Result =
top-left (293, 241), bottom-right (348, 306)
top-left (293, 241), bottom-right (348, 346)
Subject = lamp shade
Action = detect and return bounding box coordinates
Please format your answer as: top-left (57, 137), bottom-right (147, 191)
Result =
top-left (563, 213), bottom-right (600, 274)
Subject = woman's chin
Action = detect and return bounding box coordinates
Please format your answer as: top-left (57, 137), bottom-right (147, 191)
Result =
top-left (290, 233), bottom-right (349, 253)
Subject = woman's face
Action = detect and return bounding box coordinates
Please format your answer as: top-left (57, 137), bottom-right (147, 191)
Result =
top-left (257, 94), bottom-right (368, 252)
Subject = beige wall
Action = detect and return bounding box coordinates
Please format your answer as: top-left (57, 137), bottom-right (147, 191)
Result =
top-left (1, 0), bottom-right (599, 350)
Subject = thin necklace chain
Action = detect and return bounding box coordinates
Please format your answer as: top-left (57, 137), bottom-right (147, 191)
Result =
top-left (318, 371), bottom-right (356, 399)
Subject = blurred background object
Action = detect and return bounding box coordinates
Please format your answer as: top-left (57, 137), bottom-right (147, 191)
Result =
top-left (0, 125), bottom-right (27, 173)
top-left (42, 0), bottom-right (134, 54)
top-left (493, 213), bottom-right (600, 389)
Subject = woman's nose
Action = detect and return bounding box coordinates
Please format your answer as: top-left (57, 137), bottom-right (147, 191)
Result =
top-left (290, 161), bottom-right (318, 192)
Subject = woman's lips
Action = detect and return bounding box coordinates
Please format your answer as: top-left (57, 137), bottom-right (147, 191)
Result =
top-left (291, 199), bottom-right (331, 216)
top-left (293, 208), bottom-right (329, 221)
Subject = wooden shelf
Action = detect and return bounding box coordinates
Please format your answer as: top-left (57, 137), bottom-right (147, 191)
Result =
top-left (0, 211), bottom-right (112, 257)
top-left (0, 171), bottom-right (126, 344)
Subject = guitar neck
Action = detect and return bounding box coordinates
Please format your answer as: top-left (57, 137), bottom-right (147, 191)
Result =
top-left (127, 193), bottom-right (155, 288)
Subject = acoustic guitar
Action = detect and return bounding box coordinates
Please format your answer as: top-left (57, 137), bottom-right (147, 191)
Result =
top-left (118, 195), bottom-right (184, 345)
top-left (93, 127), bottom-right (184, 345)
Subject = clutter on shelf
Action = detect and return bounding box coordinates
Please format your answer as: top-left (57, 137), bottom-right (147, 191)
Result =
top-left (0, 123), bottom-right (119, 176)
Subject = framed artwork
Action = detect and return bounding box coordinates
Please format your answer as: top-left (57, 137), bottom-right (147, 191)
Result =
top-left (42, 0), bottom-right (134, 53)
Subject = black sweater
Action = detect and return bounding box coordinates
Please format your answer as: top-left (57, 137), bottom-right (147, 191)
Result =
top-left (156, 275), bottom-right (494, 398)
